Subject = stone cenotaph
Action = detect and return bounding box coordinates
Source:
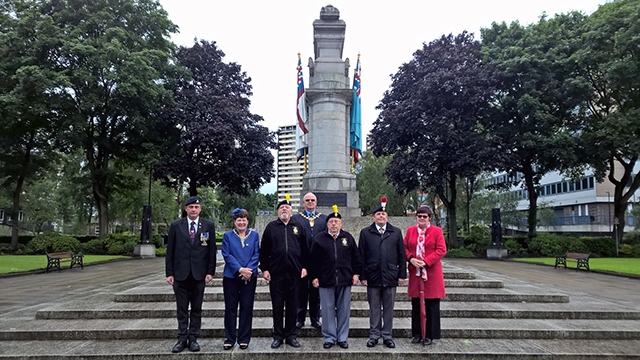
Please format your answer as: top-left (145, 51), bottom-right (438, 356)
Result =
top-left (302, 5), bottom-right (361, 217)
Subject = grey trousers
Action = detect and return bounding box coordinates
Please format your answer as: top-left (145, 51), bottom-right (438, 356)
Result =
top-left (319, 286), bottom-right (352, 343)
top-left (366, 286), bottom-right (397, 340)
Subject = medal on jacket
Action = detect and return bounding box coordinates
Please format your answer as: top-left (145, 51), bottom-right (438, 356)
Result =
top-left (300, 212), bottom-right (321, 228)
top-left (200, 232), bottom-right (209, 246)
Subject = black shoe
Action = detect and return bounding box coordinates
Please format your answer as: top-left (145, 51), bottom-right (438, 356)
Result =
top-left (311, 321), bottom-right (322, 329)
top-left (171, 340), bottom-right (187, 353)
top-left (295, 321), bottom-right (303, 329)
top-left (384, 339), bottom-right (396, 348)
top-left (323, 342), bottom-right (333, 349)
top-left (271, 339), bottom-right (283, 349)
top-left (423, 338), bottom-right (432, 346)
top-left (337, 341), bottom-right (348, 349)
top-left (285, 338), bottom-right (300, 348)
top-left (239, 343), bottom-right (249, 349)
top-left (366, 338), bottom-right (378, 347)
top-left (411, 335), bottom-right (421, 344)
top-left (188, 340), bottom-right (200, 352)
top-left (223, 342), bottom-right (234, 350)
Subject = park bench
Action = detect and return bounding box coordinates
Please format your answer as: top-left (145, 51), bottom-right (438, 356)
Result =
top-left (554, 252), bottom-right (590, 271)
top-left (45, 252), bottom-right (84, 273)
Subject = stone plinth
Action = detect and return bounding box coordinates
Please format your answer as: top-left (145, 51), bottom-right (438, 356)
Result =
top-left (133, 243), bottom-right (156, 258)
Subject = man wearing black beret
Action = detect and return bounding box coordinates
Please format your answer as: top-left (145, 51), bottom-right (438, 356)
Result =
top-left (259, 195), bottom-right (309, 349)
top-left (358, 196), bottom-right (407, 349)
top-left (165, 196), bottom-right (217, 353)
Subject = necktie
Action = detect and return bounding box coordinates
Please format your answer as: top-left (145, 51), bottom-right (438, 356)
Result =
top-left (379, 228), bottom-right (384, 235)
top-left (189, 221), bottom-right (196, 244)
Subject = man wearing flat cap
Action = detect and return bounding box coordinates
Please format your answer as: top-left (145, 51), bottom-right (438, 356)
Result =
top-left (259, 195), bottom-right (309, 349)
top-left (165, 196), bottom-right (217, 353)
top-left (358, 196), bottom-right (407, 349)
top-left (310, 205), bottom-right (362, 350)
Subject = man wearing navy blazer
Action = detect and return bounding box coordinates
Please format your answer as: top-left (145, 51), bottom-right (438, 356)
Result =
top-left (165, 196), bottom-right (217, 353)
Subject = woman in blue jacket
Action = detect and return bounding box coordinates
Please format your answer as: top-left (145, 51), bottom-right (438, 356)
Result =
top-left (222, 208), bottom-right (260, 350)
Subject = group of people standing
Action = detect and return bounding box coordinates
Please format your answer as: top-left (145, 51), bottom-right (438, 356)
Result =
top-left (164, 193), bottom-right (447, 352)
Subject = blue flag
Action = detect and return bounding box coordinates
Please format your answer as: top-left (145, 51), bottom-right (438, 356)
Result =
top-left (350, 56), bottom-right (362, 163)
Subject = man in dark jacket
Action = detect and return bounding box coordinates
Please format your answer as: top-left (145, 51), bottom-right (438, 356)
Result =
top-left (310, 205), bottom-right (362, 349)
top-left (291, 192), bottom-right (326, 330)
top-left (260, 196), bottom-right (309, 349)
top-left (358, 197), bottom-right (407, 349)
top-left (165, 196), bottom-right (217, 353)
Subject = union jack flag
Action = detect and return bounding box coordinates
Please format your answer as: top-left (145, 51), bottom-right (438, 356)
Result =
top-left (295, 54), bottom-right (308, 161)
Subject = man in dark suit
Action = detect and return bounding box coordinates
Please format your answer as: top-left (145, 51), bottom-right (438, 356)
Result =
top-left (165, 196), bottom-right (217, 353)
top-left (358, 197), bottom-right (407, 349)
top-left (291, 192), bottom-right (326, 330)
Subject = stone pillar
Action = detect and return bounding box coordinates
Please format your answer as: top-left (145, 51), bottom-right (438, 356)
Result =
top-left (302, 5), bottom-right (360, 217)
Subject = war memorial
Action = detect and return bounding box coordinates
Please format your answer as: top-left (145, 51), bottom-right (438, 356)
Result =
top-left (0, 5), bottom-right (639, 359)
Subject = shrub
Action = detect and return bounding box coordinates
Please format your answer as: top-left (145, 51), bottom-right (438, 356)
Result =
top-left (579, 236), bottom-right (616, 257)
top-left (156, 246), bottom-right (167, 256)
top-left (619, 244), bottom-right (633, 256)
top-left (107, 243), bottom-right (125, 255)
top-left (623, 231), bottom-right (640, 246)
top-left (445, 247), bottom-right (475, 258)
top-left (631, 244), bottom-right (640, 258)
top-left (27, 232), bottom-right (80, 254)
top-left (504, 239), bottom-right (523, 256)
top-left (82, 239), bottom-right (107, 255)
top-left (463, 224), bottom-right (491, 255)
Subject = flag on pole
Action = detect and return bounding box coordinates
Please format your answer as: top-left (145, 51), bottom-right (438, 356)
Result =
top-left (350, 54), bottom-right (362, 163)
top-left (295, 53), bottom-right (309, 162)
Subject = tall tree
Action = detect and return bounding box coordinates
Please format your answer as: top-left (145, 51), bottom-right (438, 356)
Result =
top-left (154, 40), bottom-right (276, 198)
top-left (372, 32), bottom-right (501, 246)
top-left (572, 0), bottom-right (640, 243)
top-left (7, 0), bottom-right (181, 239)
top-left (0, 0), bottom-right (71, 249)
top-left (480, 12), bottom-right (591, 240)
top-left (354, 152), bottom-right (407, 216)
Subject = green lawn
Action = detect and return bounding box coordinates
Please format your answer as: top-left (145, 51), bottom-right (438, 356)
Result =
top-left (0, 255), bottom-right (130, 274)
top-left (513, 257), bottom-right (640, 276)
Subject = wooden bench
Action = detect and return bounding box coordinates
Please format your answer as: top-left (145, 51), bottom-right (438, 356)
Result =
top-left (46, 252), bottom-right (84, 273)
top-left (554, 252), bottom-right (590, 271)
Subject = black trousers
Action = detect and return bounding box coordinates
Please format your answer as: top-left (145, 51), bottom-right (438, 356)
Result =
top-left (269, 271), bottom-right (300, 341)
top-left (223, 276), bottom-right (257, 344)
top-left (411, 297), bottom-right (441, 340)
top-left (173, 273), bottom-right (206, 342)
top-left (297, 278), bottom-right (320, 324)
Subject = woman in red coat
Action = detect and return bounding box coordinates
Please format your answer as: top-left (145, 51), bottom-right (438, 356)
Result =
top-left (403, 206), bottom-right (447, 346)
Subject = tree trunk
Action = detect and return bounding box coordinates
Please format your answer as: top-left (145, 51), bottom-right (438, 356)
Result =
top-left (523, 166), bottom-right (538, 241)
top-left (447, 172), bottom-right (460, 248)
top-left (10, 177), bottom-right (24, 250)
top-left (93, 178), bottom-right (109, 240)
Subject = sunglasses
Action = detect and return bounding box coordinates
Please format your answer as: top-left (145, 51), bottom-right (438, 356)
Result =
top-left (304, 199), bottom-right (316, 202)
top-left (416, 215), bottom-right (429, 219)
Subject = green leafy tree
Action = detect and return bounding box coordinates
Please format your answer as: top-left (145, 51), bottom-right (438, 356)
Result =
top-left (355, 152), bottom-right (406, 216)
top-left (480, 12), bottom-right (590, 240)
top-left (571, 0), bottom-right (640, 242)
top-left (372, 32), bottom-right (502, 247)
top-left (0, 0), bottom-right (72, 248)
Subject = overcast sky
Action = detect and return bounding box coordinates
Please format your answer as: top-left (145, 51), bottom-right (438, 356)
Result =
top-left (157, 0), bottom-right (605, 193)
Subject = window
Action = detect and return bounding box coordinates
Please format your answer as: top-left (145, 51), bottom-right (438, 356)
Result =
top-left (563, 182), bottom-right (568, 192)
top-left (589, 177), bottom-right (595, 188)
top-left (0, 209), bottom-right (4, 221)
top-left (18, 211), bottom-right (24, 221)
top-left (582, 178), bottom-right (588, 189)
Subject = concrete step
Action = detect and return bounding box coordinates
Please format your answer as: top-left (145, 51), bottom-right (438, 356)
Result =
top-left (2, 317), bottom-right (640, 340)
top-left (206, 278), bottom-right (501, 288)
top-left (34, 300), bottom-right (640, 320)
top-left (1, 338), bottom-right (640, 359)
top-left (112, 285), bottom-right (569, 303)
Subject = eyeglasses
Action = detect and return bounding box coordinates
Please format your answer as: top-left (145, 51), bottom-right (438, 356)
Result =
top-left (304, 199), bottom-right (316, 202)
top-left (416, 215), bottom-right (429, 219)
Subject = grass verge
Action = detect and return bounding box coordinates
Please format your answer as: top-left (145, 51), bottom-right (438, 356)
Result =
top-left (512, 257), bottom-right (640, 276)
top-left (0, 255), bottom-right (130, 274)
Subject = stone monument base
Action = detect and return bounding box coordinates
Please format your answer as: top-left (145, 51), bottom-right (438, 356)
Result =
top-left (133, 243), bottom-right (156, 258)
top-left (486, 246), bottom-right (508, 260)
top-left (302, 171), bottom-right (360, 217)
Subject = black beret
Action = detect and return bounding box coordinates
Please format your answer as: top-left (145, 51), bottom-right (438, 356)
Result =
top-left (184, 196), bottom-right (202, 206)
top-left (371, 205), bottom-right (386, 215)
top-left (277, 199), bottom-right (291, 210)
top-left (326, 212), bottom-right (342, 221)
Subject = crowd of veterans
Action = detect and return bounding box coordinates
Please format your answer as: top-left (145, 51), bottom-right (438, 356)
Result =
top-left (165, 193), bottom-right (447, 352)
